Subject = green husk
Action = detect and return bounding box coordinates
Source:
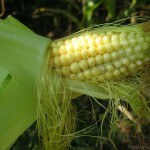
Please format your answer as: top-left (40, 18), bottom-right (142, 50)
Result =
top-left (0, 16), bottom-right (50, 149)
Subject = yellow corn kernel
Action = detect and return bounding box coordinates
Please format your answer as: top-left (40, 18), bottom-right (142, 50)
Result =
top-left (66, 53), bottom-right (75, 63)
top-left (95, 55), bottom-right (103, 65)
top-left (79, 59), bottom-right (89, 70)
top-left (89, 47), bottom-right (98, 57)
top-left (70, 62), bottom-right (80, 73)
top-left (87, 57), bottom-right (96, 67)
top-left (84, 69), bottom-right (92, 79)
top-left (81, 49), bottom-right (90, 59)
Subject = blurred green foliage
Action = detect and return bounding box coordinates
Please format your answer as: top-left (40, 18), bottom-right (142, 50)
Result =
top-left (1, 0), bottom-right (149, 149)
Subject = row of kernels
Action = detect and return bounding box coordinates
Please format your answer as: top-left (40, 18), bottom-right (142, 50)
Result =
top-left (50, 33), bottom-right (130, 57)
top-left (69, 68), bottom-right (124, 81)
top-left (61, 57), bottom-right (134, 77)
top-left (53, 48), bottom-right (147, 70)
top-left (53, 47), bottom-right (132, 68)
top-left (52, 31), bottom-right (146, 52)
top-left (60, 59), bottom-right (147, 83)
top-left (52, 39), bottom-right (134, 58)
top-left (52, 50), bottom-right (119, 68)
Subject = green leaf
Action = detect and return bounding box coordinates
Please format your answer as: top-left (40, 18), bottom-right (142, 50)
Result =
top-left (104, 0), bottom-right (116, 20)
top-left (33, 8), bottom-right (80, 26)
top-left (0, 16), bottom-right (50, 149)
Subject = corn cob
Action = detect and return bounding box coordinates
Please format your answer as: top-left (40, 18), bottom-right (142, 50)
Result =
top-left (51, 25), bottom-right (150, 83)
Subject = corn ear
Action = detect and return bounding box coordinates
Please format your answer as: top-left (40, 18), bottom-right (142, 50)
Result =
top-left (51, 24), bottom-right (150, 84)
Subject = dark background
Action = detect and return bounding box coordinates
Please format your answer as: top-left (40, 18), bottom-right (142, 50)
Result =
top-left (1, 0), bottom-right (149, 150)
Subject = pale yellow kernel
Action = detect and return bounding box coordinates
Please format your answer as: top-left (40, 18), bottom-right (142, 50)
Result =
top-left (137, 37), bottom-right (145, 44)
top-left (81, 40), bottom-right (88, 48)
top-left (91, 67), bottom-right (100, 76)
top-left (88, 38), bottom-right (96, 47)
top-left (71, 37), bottom-right (77, 43)
top-left (81, 49), bottom-right (89, 59)
top-left (66, 53), bottom-right (75, 63)
top-left (120, 40), bottom-right (129, 48)
top-left (97, 75), bottom-right (105, 81)
top-left (98, 65), bottom-right (106, 72)
top-left (74, 51), bottom-right (82, 61)
top-left (134, 46), bottom-right (142, 53)
top-left (89, 47), bottom-right (97, 56)
top-left (125, 47), bottom-right (133, 56)
top-left (113, 69), bottom-right (121, 76)
top-left (105, 43), bottom-right (114, 53)
top-left (61, 66), bottom-right (70, 76)
top-left (79, 60), bottom-right (88, 70)
top-left (113, 61), bottom-right (122, 68)
top-left (53, 57), bottom-right (61, 67)
top-left (72, 41), bottom-right (80, 51)
top-left (119, 33), bottom-right (127, 41)
top-left (103, 53), bottom-right (111, 62)
top-left (136, 53), bottom-right (144, 59)
top-left (129, 39), bottom-right (137, 46)
top-left (142, 42), bottom-right (149, 51)
top-left (85, 34), bottom-right (91, 40)
top-left (120, 67), bottom-right (126, 73)
top-left (87, 57), bottom-right (96, 67)
top-left (65, 39), bottom-right (71, 44)
top-left (70, 62), bottom-right (80, 73)
top-left (105, 63), bottom-right (114, 71)
top-left (111, 51), bottom-right (118, 60)
top-left (95, 55), bottom-right (103, 65)
top-left (57, 40), bottom-right (64, 46)
top-left (129, 55), bottom-right (136, 61)
top-left (127, 32), bottom-right (136, 40)
top-left (52, 47), bottom-right (60, 57)
top-left (105, 72), bottom-right (113, 78)
top-left (77, 72), bottom-right (85, 81)
top-left (121, 58), bottom-right (130, 66)
top-left (95, 36), bottom-right (103, 45)
top-left (103, 35), bottom-right (110, 44)
top-left (66, 43), bottom-right (74, 53)
top-left (70, 74), bottom-right (77, 80)
top-left (78, 36), bottom-right (85, 41)
top-left (84, 69), bottom-right (92, 79)
top-left (59, 45), bottom-right (67, 55)
top-left (111, 34), bottom-right (119, 43)
top-left (60, 55), bottom-right (68, 66)
top-left (112, 42), bottom-right (121, 50)
top-left (97, 45), bottom-right (106, 54)
top-left (92, 33), bottom-right (99, 38)
top-left (136, 61), bottom-right (143, 66)
top-left (129, 63), bottom-right (136, 70)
